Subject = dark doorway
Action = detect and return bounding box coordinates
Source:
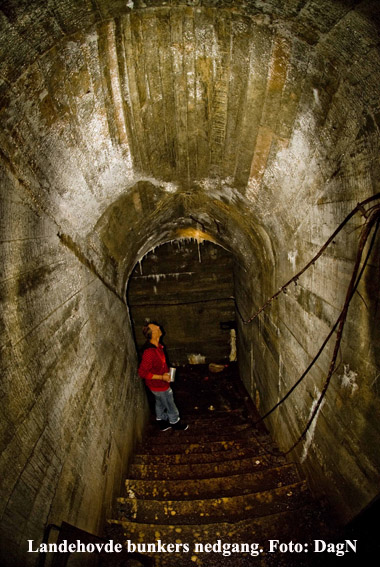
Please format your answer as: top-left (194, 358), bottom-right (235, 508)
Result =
top-left (127, 239), bottom-right (236, 366)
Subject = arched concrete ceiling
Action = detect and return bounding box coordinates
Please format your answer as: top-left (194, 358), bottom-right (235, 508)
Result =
top-left (91, 179), bottom-right (275, 296)
top-left (1, 0), bottom-right (379, 291)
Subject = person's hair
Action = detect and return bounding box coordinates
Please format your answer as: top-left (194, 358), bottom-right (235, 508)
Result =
top-left (142, 323), bottom-right (152, 340)
top-left (142, 320), bottom-right (160, 341)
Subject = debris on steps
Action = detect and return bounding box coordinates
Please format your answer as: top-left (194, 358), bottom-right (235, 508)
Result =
top-left (103, 364), bottom-right (334, 566)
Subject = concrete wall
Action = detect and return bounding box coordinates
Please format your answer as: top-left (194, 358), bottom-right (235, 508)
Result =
top-left (236, 198), bottom-right (380, 522)
top-left (0, 165), bottom-right (148, 565)
top-left (234, 15), bottom-right (380, 519)
top-left (1, 2), bottom-right (380, 565)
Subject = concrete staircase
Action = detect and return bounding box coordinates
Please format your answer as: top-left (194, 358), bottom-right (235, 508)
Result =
top-left (105, 364), bottom-right (330, 566)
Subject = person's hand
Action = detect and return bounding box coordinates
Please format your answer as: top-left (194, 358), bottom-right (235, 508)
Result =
top-left (162, 373), bottom-right (170, 382)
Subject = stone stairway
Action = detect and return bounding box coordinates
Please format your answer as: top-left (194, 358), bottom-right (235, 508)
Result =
top-left (105, 364), bottom-right (331, 567)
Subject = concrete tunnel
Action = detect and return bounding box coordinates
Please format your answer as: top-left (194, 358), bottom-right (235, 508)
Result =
top-left (0, 0), bottom-right (380, 565)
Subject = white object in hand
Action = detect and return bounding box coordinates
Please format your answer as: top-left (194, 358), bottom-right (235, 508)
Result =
top-left (169, 367), bottom-right (176, 382)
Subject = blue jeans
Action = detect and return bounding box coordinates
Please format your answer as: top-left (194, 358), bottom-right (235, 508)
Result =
top-left (151, 388), bottom-right (179, 424)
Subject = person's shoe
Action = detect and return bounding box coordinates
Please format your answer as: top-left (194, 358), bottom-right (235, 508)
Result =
top-left (157, 420), bottom-right (171, 431)
top-left (171, 420), bottom-right (189, 431)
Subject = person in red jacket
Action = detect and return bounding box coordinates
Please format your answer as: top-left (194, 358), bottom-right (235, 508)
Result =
top-left (138, 322), bottom-right (188, 431)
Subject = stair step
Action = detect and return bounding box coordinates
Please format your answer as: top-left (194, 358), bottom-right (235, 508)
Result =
top-left (124, 463), bottom-right (300, 500)
top-left (141, 425), bottom-right (274, 446)
top-left (138, 436), bottom-right (278, 457)
top-left (115, 481), bottom-right (310, 525)
top-left (133, 444), bottom-right (275, 466)
top-left (107, 500), bottom-right (321, 544)
top-left (174, 408), bottom-right (246, 423)
top-left (143, 422), bottom-right (254, 441)
top-left (105, 508), bottom-right (326, 567)
top-left (128, 453), bottom-right (286, 480)
top-left (105, 505), bottom-right (323, 567)
top-left (105, 364), bottom-right (330, 567)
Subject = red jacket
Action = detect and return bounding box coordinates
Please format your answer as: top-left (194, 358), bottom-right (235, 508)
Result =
top-left (138, 343), bottom-right (169, 392)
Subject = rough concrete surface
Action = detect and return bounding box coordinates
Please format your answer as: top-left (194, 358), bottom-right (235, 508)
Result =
top-left (1, 1), bottom-right (380, 566)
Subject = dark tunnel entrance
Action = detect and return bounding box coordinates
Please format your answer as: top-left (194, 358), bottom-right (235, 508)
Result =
top-left (126, 239), bottom-right (237, 367)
